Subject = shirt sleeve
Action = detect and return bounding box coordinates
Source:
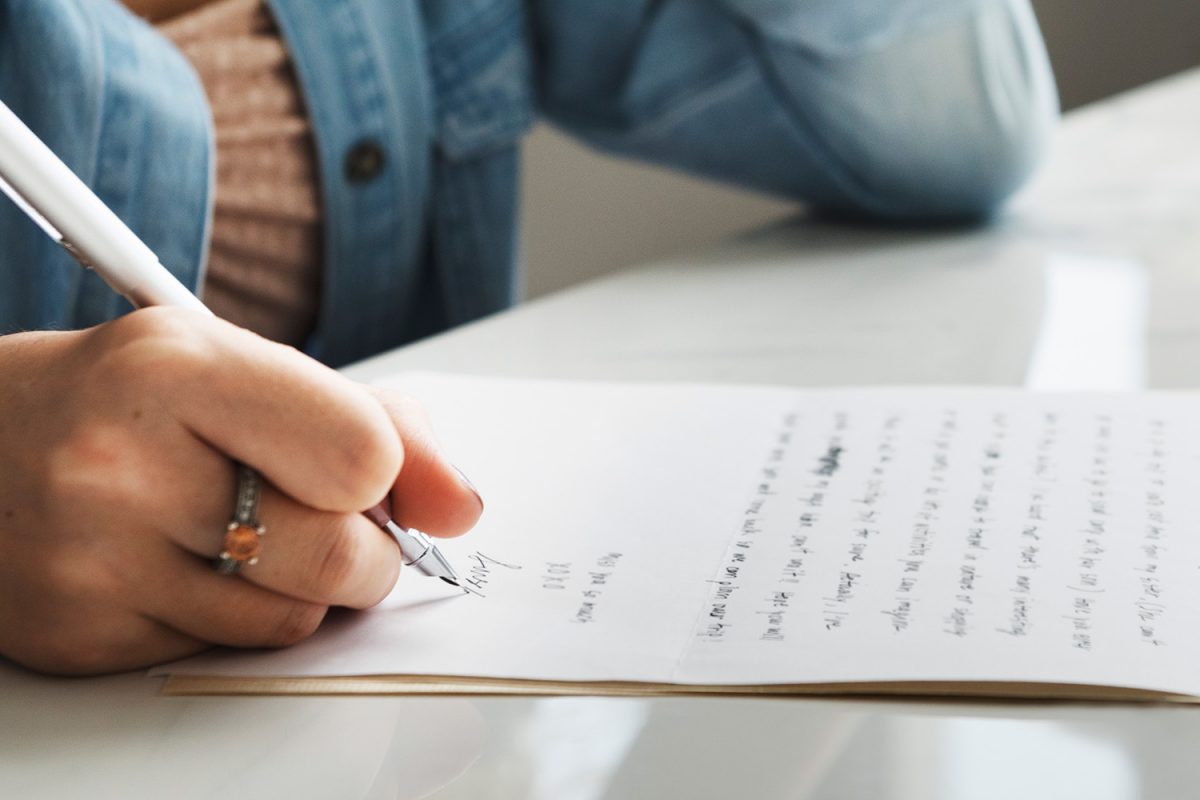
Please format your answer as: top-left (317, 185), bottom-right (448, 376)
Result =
top-left (0, 0), bottom-right (212, 332)
top-left (529, 0), bottom-right (1058, 220)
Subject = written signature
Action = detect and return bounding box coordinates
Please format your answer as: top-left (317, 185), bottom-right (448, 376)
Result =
top-left (462, 552), bottom-right (522, 597)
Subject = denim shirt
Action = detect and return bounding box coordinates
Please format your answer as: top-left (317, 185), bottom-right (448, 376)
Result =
top-left (0, 0), bottom-right (1056, 366)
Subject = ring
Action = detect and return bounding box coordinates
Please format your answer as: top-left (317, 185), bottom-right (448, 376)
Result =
top-left (214, 464), bottom-right (266, 575)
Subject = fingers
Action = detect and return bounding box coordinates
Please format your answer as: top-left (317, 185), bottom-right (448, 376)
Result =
top-left (369, 387), bottom-right (484, 538)
top-left (88, 308), bottom-right (402, 513)
top-left (166, 482), bottom-right (403, 609)
top-left (2, 605), bottom-right (207, 677)
top-left (140, 546), bottom-right (331, 649)
top-left (1, 311), bottom-right (483, 675)
top-left (87, 309), bottom-right (480, 535)
top-left (53, 618), bottom-right (208, 677)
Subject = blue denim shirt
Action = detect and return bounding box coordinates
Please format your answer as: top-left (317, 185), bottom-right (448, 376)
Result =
top-left (0, 0), bottom-right (1056, 366)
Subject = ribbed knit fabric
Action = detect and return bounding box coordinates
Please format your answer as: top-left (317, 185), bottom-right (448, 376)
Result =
top-left (161, 0), bottom-right (321, 346)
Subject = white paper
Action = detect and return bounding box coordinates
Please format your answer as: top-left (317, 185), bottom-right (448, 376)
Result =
top-left (161, 375), bottom-right (1200, 697)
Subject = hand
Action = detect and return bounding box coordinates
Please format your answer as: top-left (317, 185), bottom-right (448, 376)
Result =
top-left (0, 308), bottom-right (482, 675)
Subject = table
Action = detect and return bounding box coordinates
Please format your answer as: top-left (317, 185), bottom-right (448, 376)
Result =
top-left (5, 68), bottom-right (1200, 800)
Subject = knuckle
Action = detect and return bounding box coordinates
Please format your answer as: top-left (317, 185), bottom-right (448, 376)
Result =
top-left (43, 424), bottom-right (156, 512)
top-left (97, 308), bottom-right (217, 385)
top-left (266, 602), bottom-right (327, 647)
top-left (103, 306), bottom-right (195, 349)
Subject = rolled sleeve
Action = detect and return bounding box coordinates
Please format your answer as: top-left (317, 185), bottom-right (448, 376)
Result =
top-left (532, 0), bottom-right (1058, 221)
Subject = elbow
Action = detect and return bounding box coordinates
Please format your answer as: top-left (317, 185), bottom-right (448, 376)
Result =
top-left (850, 114), bottom-right (1056, 224)
top-left (858, 90), bottom-right (1058, 224)
top-left (811, 0), bottom-right (1061, 224)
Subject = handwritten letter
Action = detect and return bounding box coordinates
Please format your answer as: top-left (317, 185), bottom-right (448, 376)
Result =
top-left (163, 376), bottom-right (1200, 697)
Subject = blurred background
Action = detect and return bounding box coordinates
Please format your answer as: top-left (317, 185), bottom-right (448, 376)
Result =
top-left (519, 1), bottom-right (1200, 299)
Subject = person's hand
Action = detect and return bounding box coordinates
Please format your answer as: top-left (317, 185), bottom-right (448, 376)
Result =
top-left (0, 308), bottom-right (482, 675)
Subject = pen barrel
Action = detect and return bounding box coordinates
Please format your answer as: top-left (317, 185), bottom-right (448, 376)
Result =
top-left (0, 99), bottom-right (208, 313)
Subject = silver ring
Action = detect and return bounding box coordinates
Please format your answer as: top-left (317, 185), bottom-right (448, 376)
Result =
top-left (214, 464), bottom-right (266, 575)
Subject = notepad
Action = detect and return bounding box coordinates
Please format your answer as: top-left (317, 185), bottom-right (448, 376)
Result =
top-left (157, 374), bottom-right (1200, 701)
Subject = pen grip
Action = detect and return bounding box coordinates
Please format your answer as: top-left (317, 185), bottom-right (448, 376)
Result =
top-left (363, 504), bottom-right (426, 563)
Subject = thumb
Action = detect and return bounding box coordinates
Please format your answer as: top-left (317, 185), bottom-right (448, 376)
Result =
top-left (365, 386), bottom-right (484, 538)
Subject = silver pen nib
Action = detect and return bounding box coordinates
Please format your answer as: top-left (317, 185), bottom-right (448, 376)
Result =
top-left (398, 525), bottom-right (460, 586)
top-left (363, 504), bottom-right (460, 586)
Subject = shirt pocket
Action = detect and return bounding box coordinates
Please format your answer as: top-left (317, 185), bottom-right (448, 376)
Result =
top-left (426, 0), bottom-right (535, 161)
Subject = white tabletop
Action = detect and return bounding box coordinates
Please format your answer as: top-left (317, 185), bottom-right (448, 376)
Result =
top-left (6, 69), bottom-right (1200, 799)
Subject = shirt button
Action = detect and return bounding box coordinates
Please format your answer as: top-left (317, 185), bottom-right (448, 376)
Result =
top-left (344, 140), bottom-right (386, 183)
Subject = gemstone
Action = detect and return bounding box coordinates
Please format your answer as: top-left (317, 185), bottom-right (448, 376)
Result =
top-left (223, 523), bottom-right (263, 562)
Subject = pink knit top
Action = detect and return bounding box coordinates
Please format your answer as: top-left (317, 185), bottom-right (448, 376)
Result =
top-left (161, 0), bottom-right (322, 346)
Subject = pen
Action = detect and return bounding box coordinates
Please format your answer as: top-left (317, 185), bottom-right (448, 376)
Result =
top-left (0, 97), bottom-right (459, 586)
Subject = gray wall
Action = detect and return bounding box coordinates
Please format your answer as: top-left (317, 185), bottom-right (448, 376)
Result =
top-left (519, 3), bottom-right (1200, 299)
top-left (1035, 0), bottom-right (1200, 109)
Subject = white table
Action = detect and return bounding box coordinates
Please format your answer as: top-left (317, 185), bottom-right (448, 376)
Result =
top-left (5, 69), bottom-right (1200, 800)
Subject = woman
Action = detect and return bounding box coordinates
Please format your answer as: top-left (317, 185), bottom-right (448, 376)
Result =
top-left (0, 0), bottom-right (1057, 673)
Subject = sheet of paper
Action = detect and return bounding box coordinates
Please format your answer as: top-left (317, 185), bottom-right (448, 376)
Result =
top-left (159, 375), bottom-right (1200, 697)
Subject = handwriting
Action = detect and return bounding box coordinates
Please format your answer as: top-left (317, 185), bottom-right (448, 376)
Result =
top-left (686, 401), bottom-right (1187, 661)
top-left (461, 552), bottom-right (522, 598)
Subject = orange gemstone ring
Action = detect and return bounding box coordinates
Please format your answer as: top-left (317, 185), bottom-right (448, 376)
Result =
top-left (215, 464), bottom-right (266, 575)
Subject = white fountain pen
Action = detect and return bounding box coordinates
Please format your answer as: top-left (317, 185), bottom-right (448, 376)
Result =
top-left (0, 97), bottom-right (460, 587)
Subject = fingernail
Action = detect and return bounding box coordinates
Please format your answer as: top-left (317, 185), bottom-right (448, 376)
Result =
top-left (453, 464), bottom-right (484, 511)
